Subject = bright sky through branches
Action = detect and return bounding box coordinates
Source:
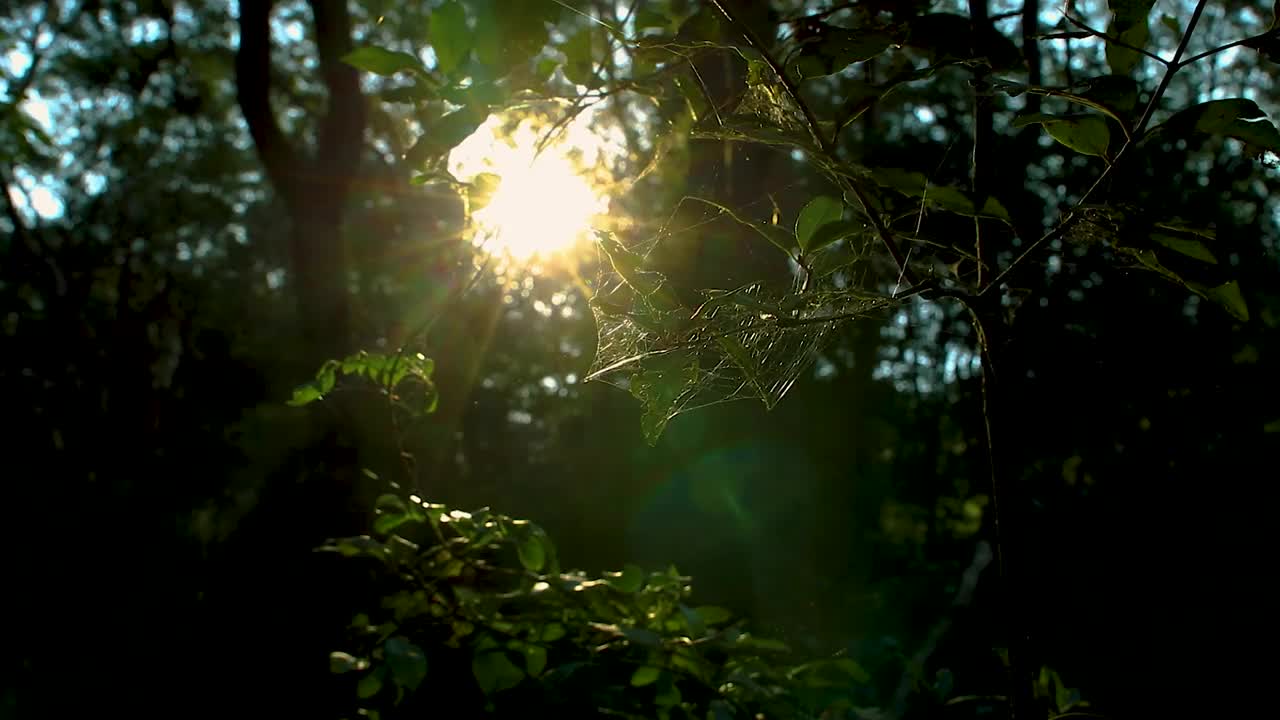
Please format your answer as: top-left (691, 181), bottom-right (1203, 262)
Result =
top-left (449, 111), bottom-right (617, 261)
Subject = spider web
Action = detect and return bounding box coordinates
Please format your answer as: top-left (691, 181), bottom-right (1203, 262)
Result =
top-left (586, 230), bottom-right (898, 444)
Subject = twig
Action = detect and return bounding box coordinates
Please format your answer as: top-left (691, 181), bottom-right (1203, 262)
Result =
top-left (1060, 13), bottom-right (1169, 66)
top-left (1135, 0), bottom-right (1210, 135)
top-left (982, 0), bottom-right (1209, 295)
top-left (707, 0), bottom-right (919, 288)
top-left (1176, 28), bottom-right (1271, 68)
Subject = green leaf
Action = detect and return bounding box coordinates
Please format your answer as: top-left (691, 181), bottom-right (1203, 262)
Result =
top-left (716, 336), bottom-right (768, 400)
top-left (472, 651), bottom-right (526, 694)
top-left (1014, 113), bottom-right (1112, 159)
top-left (622, 627), bottom-right (663, 647)
top-left (631, 666), bottom-right (662, 687)
top-left (1197, 280), bottom-right (1249, 321)
top-left (474, 0), bottom-right (555, 73)
top-left (678, 604), bottom-right (706, 637)
top-left (1150, 233), bottom-right (1217, 263)
top-left (375, 493), bottom-right (408, 514)
top-left (517, 531), bottom-right (547, 572)
top-left (432, 104), bottom-right (491, 152)
top-left (287, 360), bottom-right (338, 406)
top-left (789, 25), bottom-right (896, 79)
top-left (342, 47), bottom-right (424, 76)
top-left (522, 645), bottom-right (547, 677)
top-left (608, 563), bottom-right (645, 593)
top-left (384, 637), bottom-right (428, 691)
top-left (430, 1), bottom-right (470, 76)
top-left (541, 623), bottom-right (566, 643)
top-left (1160, 14), bottom-right (1181, 36)
top-left (804, 220), bottom-right (861, 253)
top-left (287, 382), bottom-right (325, 406)
top-left (374, 511), bottom-right (420, 535)
top-left (1158, 99), bottom-right (1280, 154)
top-left (795, 195), bottom-right (844, 252)
top-left (562, 28), bottom-right (599, 88)
top-left (357, 668), bottom-right (384, 698)
top-left (629, 352), bottom-right (698, 444)
top-left (737, 634), bottom-right (790, 652)
top-left (654, 671), bottom-right (682, 707)
top-left (1105, 0), bottom-right (1156, 75)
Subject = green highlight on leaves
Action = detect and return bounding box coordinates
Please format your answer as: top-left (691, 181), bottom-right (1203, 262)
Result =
top-left (788, 25), bottom-right (896, 80)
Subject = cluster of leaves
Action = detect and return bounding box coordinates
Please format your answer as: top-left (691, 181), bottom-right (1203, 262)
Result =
top-left (322, 493), bottom-right (884, 719)
top-left (287, 350), bottom-right (438, 414)
top-left (580, 0), bottom-right (1279, 442)
top-left (284, 348), bottom-right (875, 717)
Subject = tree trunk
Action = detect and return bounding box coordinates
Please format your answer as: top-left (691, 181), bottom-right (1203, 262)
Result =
top-left (235, 0), bottom-right (365, 364)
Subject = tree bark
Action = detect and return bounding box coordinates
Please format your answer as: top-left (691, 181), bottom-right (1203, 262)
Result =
top-left (235, 0), bottom-right (366, 364)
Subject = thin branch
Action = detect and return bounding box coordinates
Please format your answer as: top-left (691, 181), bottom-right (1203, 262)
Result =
top-left (983, 0), bottom-right (1210, 295)
top-left (708, 0), bottom-right (919, 288)
top-left (1135, 0), bottom-right (1210, 135)
top-left (1060, 13), bottom-right (1169, 66)
top-left (1177, 28), bottom-right (1273, 68)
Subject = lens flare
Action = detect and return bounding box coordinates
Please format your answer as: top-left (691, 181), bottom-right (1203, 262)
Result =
top-left (450, 113), bottom-right (614, 261)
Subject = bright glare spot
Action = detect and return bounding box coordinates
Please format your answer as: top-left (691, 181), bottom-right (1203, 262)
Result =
top-left (29, 186), bottom-right (63, 219)
top-left (450, 112), bottom-right (615, 260)
top-left (23, 97), bottom-right (53, 132)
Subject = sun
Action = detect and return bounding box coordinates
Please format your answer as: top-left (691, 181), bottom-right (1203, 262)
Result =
top-left (449, 113), bottom-right (614, 261)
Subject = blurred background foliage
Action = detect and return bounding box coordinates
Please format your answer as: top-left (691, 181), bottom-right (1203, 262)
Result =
top-left (2, 0), bottom-right (1278, 718)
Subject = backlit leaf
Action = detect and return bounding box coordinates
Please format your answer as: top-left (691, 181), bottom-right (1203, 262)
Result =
top-left (430, 1), bottom-right (470, 76)
top-left (517, 531), bottom-right (546, 572)
top-left (795, 195), bottom-right (844, 252)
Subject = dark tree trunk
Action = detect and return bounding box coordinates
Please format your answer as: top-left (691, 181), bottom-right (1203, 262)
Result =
top-left (235, 0), bottom-right (366, 364)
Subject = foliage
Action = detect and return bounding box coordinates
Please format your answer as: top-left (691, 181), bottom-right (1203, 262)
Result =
top-left (338, 0), bottom-right (1280, 717)
top-left (289, 354), bottom-right (866, 717)
top-left (321, 493), bottom-right (860, 719)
